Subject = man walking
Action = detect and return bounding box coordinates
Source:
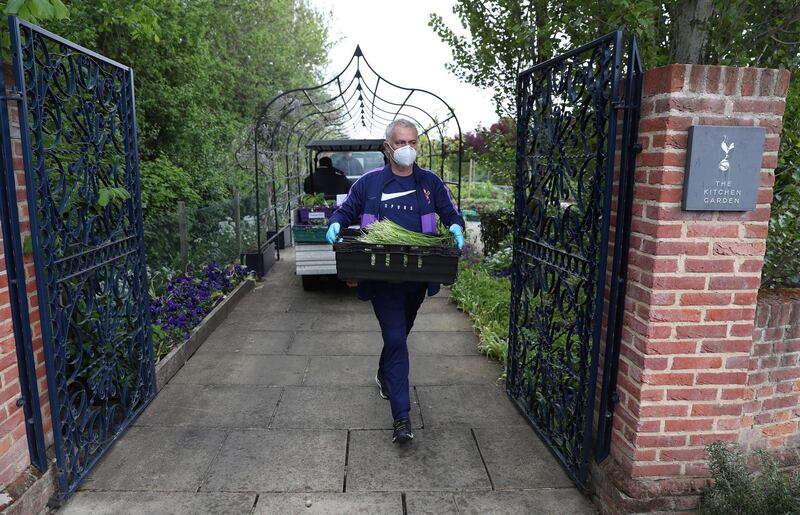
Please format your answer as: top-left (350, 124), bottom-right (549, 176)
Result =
top-left (326, 119), bottom-right (465, 444)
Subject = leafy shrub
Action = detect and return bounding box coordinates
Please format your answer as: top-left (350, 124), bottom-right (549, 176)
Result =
top-left (699, 441), bottom-right (800, 515)
top-left (149, 262), bottom-right (249, 361)
top-left (451, 251), bottom-right (511, 363)
top-left (764, 76), bottom-right (800, 288)
top-left (139, 155), bottom-right (201, 218)
top-left (484, 243), bottom-right (512, 276)
top-left (479, 208), bottom-right (514, 256)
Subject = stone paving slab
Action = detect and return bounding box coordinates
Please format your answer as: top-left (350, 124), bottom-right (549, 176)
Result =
top-left (253, 492), bottom-right (402, 514)
top-left (416, 298), bottom-right (459, 313)
top-left (404, 492), bottom-right (459, 515)
top-left (60, 249), bottom-right (597, 514)
top-left (410, 313), bottom-right (473, 332)
top-left (473, 426), bottom-right (575, 489)
top-left (134, 384), bottom-right (281, 428)
top-left (79, 426), bottom-right (227, 491)
top-left (311, 313), bottom-right (381, 332)
top-left (195, 329), bottom-right (294, 355)
top-left (61, 492), bottom-right (255, 515)
top-left (406, 331), bottom-right (480, 356)
top-left (346, 429), bottom-right (491, 492)
top-left (288, 331), bottom-right (381, 356)
top-left (271, 386), bottom-right (421, 430)
top-left (170, 353), bottom-right (307, 386)
top-left (415, 385), bottom-right (525, 428)
top-left (288, 295), bottom-right (364, 313)
top-left (410, 356), bottom-right (503, 385)
top-left (221, 311), bottom-right (316, 331)
top-left (304, 355), bottom-right (378, 386)
top-left (227, 294), bottom-right (293, 313)
top-left (454, 489), bottom-right (596, 514)
top-left (202, 429), bottom-right (346, 492)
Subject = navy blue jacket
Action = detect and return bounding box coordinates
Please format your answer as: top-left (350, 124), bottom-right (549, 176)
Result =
top-left (330, 163), bottom-right (465, 299)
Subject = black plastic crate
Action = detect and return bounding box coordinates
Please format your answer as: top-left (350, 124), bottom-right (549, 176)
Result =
top-left (333, 241), bottom-right (460, 284)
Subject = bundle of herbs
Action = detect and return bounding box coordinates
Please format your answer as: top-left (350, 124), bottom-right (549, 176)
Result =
top-left (301, 193), bottom-right (329, 207)
top-left (356, 219), bottom-right (457, 247)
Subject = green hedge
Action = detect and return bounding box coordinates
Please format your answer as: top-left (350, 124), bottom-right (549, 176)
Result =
top-left (478, 208), bottom-right (514, 256)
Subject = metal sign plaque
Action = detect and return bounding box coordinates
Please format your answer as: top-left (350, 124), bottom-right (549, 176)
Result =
top-left (682, 125), bottom-right (765, 211)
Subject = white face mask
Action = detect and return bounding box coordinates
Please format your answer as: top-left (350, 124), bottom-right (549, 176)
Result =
top-left (390, 144), bottom-right (416, 167)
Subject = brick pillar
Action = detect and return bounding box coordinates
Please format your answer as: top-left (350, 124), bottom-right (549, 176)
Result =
top-left (744, 291), bottom-right (800, 453)
top-left (592, 64), bottom-right (790, 513)
top-left (0, 64), bottom-right (52, 506)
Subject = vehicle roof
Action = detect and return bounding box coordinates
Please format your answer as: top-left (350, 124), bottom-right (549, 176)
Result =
top-left (305, 139), bottom-right (385, 152)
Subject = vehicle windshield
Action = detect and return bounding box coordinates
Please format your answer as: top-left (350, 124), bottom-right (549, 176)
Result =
top-left (320, 150), bottom-right (385, 179)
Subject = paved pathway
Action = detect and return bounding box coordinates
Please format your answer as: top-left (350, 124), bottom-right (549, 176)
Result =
top-left (59, 248), bottom-right (595, 514)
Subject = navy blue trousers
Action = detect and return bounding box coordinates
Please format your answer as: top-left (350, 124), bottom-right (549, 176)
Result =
top-left (371, 282), bottom-right (427, 420)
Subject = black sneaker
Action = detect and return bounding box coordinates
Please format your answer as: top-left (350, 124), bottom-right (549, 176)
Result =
top-left (375, 371), bottom-right (389, 400)
top-left (392, 417), bottom-right (414, 444)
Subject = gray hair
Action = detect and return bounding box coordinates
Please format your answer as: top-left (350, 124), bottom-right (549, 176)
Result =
top-left (385, 119), bottom-right (418, 140)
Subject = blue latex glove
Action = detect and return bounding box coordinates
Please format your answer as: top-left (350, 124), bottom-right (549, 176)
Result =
top-left (326, 222), bottom-right (341, 244)
top-left (449, 223), bottom-right (465, 250)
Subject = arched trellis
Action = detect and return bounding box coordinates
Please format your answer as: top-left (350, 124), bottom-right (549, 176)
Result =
top-left (251, 46), bottom-right (464, 259)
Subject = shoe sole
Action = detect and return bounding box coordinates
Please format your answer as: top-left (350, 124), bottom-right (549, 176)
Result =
top-left (375, 374), bottom-right (389, 400)
top-left (392, 432), bottom-right (414, 444)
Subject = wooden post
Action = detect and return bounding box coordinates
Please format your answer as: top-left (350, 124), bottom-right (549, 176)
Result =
top-left (233, 188), bottom-right (241, 255)
top-left (177, 201), bottom-right (188, 271)
top-left (468, 158), bottom-right (475, 198)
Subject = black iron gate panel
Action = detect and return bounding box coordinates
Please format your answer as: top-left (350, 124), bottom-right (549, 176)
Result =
top-left (2, 17), bottom-right (155, 499)
top-left (507, 31), bottom-right (641, 487)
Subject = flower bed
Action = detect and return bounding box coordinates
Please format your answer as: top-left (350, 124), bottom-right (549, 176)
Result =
top-left (149, 261), bottom-right (249, 361)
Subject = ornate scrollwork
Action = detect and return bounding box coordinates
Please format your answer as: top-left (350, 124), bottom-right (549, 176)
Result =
top-left (507, 36), bottom-right (618, 485)
top-left (15, 22), bottom-right (154, 495)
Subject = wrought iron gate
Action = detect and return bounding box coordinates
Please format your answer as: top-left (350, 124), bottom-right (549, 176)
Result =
top-left (0, 17), bottom-right (155, 499)
top-left (506, 31), bottom-right (642, 487)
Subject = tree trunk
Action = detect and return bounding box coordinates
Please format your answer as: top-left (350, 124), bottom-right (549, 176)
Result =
top-left (671, 0), bottom-right (715, 64)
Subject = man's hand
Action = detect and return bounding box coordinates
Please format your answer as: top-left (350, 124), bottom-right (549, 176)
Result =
top-left (448, 224), bottom-right (465, 250)
top-left (326, 222), bottom-right (341, 244)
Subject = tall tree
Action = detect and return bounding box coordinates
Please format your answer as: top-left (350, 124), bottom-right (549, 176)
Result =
top-left (431, 1), bottom-right (800, 115)
top-left (2, 0), bottom-right (330, 211)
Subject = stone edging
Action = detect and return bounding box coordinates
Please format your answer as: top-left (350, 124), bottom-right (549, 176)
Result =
top-left (0, 464), bottom-right (56, 515)
top-left (154, 278), bottom-right (255, 391)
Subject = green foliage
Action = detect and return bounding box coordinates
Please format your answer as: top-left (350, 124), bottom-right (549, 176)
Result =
top-left (301, 193), bottom-right (329, 207)
top-left (462, 118), bottom-right (517, 185)
top-left (764, 75), bottom-right (800, 288)
top-left (479, 208), bottom-right (515, 256)
top-left (139, 155), bottom-right (200, 216)
top-left (484, 244), bottom-right (512, 273)
top-left (699, 442), bottom-right (800, 515)
top-left (431, 1), bottom-right (800, 116)
top-left (3, 0), bottom-right (68, 24)
top-left (451, 259), bottom-right (511, 363)
top-left (16, 0), bottom-right (329, 219)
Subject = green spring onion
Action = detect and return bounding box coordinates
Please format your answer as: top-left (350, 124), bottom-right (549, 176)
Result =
top-left (357, 219), bottom-right (456, 247)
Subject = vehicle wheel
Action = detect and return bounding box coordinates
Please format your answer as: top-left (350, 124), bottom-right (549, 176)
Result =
top-left (302, 275), bottom-right (319, 291)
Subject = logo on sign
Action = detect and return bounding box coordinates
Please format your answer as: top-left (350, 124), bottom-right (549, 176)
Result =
top-left (719, 136), bottom-right (735, 172)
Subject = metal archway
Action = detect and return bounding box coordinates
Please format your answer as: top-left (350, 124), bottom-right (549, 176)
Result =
top-left (250, 46), bottom-right (464, 262)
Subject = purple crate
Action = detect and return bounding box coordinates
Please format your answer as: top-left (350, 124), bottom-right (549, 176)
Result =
top-left (298, 206), bottom-right (337, 223)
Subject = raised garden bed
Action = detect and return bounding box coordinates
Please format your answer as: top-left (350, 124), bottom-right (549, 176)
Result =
top-left (155, 278), bottom-right (255, 391)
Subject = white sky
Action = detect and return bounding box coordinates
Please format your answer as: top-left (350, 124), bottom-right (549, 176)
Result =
top-left (307, 0), bottom-right (498, 138)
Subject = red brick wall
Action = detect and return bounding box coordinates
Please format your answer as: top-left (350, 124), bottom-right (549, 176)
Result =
top-left (592, 64), bottom-right (790, 514)
top-left (0, 65), bottom-right (51, 491)
top-left (742, 289), bottom-right (800, 452)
